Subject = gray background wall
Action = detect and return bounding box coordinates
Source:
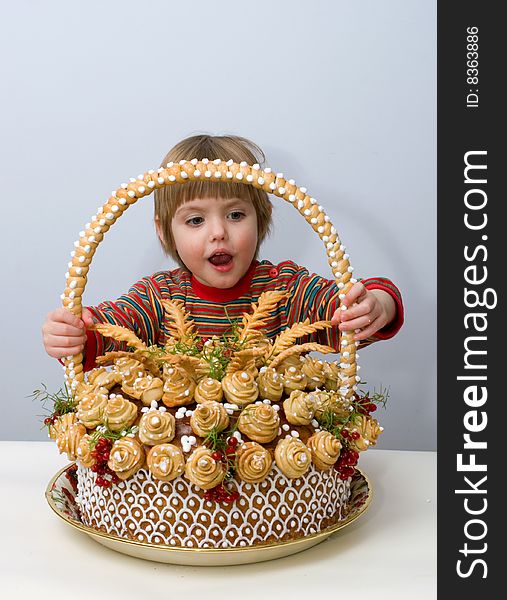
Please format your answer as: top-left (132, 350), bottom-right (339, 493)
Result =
top-left (0, 0), bottom-right (436, 449)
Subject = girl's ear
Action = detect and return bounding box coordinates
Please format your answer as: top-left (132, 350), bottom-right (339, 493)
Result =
top-left (154, 216), bottom-right (165, 244)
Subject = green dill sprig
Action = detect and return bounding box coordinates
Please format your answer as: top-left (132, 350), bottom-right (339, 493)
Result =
top-left (29, 384), bottom-right (77, 431)
top-left (203, 424), bottom-right (239, 480)
top-left (353, 382), bottom-right (390, 410)
top-left (203, 428), bottom-right (229, 453)
top-left (170, 338), bottom-right (202, 357)
top-left (29, 384), bottom-right (76, 414)
top-left (88, 424), bottom-right (140, 448)
top-left (316, 384), bottom-right (390, 443)
top-left (317, 408), bottom-right (351, 440)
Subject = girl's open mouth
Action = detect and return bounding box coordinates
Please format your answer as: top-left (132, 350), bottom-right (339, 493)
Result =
top-left (208, 253), bottom-right (233, 267)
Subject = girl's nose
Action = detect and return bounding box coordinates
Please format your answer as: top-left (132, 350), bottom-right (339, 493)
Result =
top-left (208, 219), bottom-right (227, 242)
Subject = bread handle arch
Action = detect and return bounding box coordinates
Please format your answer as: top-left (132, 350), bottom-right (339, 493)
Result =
top-left (61, 159), bottom-right (359, 399)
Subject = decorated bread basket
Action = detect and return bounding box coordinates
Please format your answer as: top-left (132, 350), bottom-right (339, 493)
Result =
top-left (44, 159), bottom-right (383, 556)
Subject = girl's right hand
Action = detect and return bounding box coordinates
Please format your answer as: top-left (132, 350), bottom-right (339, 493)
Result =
top-left (42, 308), bottom-right (94, 359)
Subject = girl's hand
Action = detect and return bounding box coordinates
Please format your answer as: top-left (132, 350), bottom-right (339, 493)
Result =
top-left (42, 307), bottom-right (94, 358)
top-left (330, 282), bottom-right (396, 341)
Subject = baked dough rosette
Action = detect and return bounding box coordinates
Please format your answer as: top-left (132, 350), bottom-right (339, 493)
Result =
top-left (86, 367), bottom-right (122, 390)
top-left (274, 437), bottom-right (312, 479)
top-left (138, 411), bottom-right (175, 445)
top-left (327, 395), bottom-right (352, 419)
top-left (282, 365), bottom-right (308, 395)
top-left (76, 433), bottom-right (95, 468)
top-left (237, 404), bottom-right (280, 443)
top-left (76, 388), bottom-right (108, 428)
top-left (307, 430), bottom-right (342, 470)
top-left (348, 415), bottom-right (383, 452)
top-left (274, 354), bottom-right (301, 375)
top-left (50, 413), bottom-right (86, 461)
top-left (323, 360), bottom-right (340, 391)
top-left (103, 394), bottom-right (138, 432)
top-left (235, 441), bottom-right (273, 483)
top-left (162, 365), bottom-right (196, 407)
top-left (311, 390), bottom-right (334, 419)
top-left (114, 357), bottom-right (146, 385)
top-left (283, 390), bottom-right (316, 426)
top-left (222, 370), bottom-right (259, 407)
top-left (301, 357), bottom-right (327, 390)
top-left (257, 367), bottom-right (284, 402)
top-left (184, 446), bottom-right (225, 489)
top-left (108, 437), bottom-right (145, 480)
top-left (121, 374), bottom-right (164, 406)
top-left (194, 377), bottom-right (223, 404)
top-left (190, 401), bottom-right (229, 437)
top-left (147, 443), bottom-right (185, 482)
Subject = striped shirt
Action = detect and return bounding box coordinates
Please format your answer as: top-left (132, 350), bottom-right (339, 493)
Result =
top-left (84, 259), bottom-right (404, 371)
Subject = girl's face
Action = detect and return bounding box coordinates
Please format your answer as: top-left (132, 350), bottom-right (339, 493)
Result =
top-left (168, 197), bottom-right (258, 289)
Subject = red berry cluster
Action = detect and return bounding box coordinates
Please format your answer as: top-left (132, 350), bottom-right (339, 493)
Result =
top-left (44, 414), bottom-right (58, 428)
top-left (355, 395), bottom-right (377, 415)
top-left (91, 438), bottom-right (119, 488)
top-left (204, 484), bottom-right (240, 505)
top-left (211, 435), bottom-right (238, 462)
top-left (334, 444), bottom-right (360, 480)
top-left (195, 337), bottom-right (208, 351)
top-left (205, 436), bottom-right (240, 505)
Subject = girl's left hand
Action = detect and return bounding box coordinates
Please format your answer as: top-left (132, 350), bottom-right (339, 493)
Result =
top-left (330, 282), bottom-right (396, 341)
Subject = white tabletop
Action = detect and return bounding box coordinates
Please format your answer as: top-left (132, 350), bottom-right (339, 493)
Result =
top-left (0, 442), bottom-right (436, 599)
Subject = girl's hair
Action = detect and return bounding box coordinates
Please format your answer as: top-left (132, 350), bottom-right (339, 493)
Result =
top-left (154, 134), bottom-right (273, 267)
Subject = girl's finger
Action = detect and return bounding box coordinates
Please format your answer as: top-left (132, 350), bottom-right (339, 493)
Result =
top-left (339, 314), bottom-right (372, 332)
top-left (44, 333), bottom-right (87, 348)
top-left (47, 345), bottom-right (86, 359)
top-left (341, 282), bottom-right (367, 307)
top-left (352, 317), bottom-right (382, 341)
top-left (46, 322), bottom-right (85, 337)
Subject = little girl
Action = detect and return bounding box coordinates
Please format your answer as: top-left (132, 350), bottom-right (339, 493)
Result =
top-left (42, 134), bottom-right (404, 368)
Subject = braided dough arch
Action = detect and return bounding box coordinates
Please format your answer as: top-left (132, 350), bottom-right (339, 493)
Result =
top-left (61, 159), bottom-right (359, 399)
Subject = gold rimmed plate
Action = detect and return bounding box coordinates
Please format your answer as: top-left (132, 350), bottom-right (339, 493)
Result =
top-left (45, 465), bottom-right (371, 566)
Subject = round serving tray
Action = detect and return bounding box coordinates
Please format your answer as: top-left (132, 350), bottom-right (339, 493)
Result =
top-left (45, 464), bottom-right (371, 566)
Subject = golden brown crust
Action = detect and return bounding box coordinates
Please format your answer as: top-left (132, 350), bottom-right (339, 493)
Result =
top-left (103, 395), bottom-right (138, 432)
top-left (162, 365), bottom-right (196, 407)
top-left (108, 437), bottom-right (145, 479)
top-left (237, 403), bottom-right (280, 443)
top-left (76, 388), bottom-right (108, 429)
top-left (146, 443), bottom-right (185, 481)
top-left (283, 390), bottom-right (316, 426)
top-left (51, 413), bottom-right (86, 461)
top-left (189, 401), bottom-right (229, 437)
top-left (274, 436), bottom-right (311, 479)
top-left (184, 446), bottom-right (225, 489)
top-left (221, 370), bottom-right (259, 407)
top-left (194, 377), bottom-right (223, 404)
top-left (257, 367), bottom-right (284, 402)
top-left (235, 441), bottom-right (273, 483)
top-left (138, 411), bottom-right (176, 445)
top-left (307, 430), bottom-right (341, 470)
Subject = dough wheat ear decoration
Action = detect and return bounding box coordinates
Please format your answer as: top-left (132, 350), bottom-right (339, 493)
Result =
top-left (91, 324), bottom-right (148, 352)
top-left (225, 347), bottom-right (267, 375)
top-left (92, 325), bottom-right (160, 376)
top-left (236, 290), bottom-right (288, 349)
top-left (61, 160), bottom-right (359, 399)
top-left (161, 299), bottom-right (197, 346)
top-left (265, 319), bottom-right (335, 371)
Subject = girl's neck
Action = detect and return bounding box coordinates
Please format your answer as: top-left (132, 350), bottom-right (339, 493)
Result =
top-left (190, 261), bottom-right (258, 301)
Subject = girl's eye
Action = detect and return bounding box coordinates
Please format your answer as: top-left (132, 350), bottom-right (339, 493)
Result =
top-left (186, 216), bottom-right (204, 226)
top-left (228, 211), bottom-right (244, 221)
